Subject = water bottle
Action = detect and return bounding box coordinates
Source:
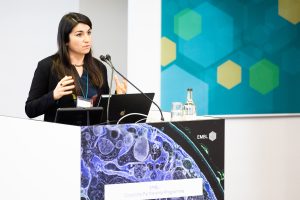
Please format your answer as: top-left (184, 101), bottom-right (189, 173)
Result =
top-left (183, 88), bottom-right (196, 119)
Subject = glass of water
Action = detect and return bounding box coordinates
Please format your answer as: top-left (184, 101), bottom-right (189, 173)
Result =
top-left (171, 102), bottom-right (183, 121)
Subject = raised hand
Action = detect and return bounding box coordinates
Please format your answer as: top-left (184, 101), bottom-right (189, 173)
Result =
top-left (53, 76), bottom-right (75, 100)
top-left (114, 75), bottom-right (127, 94)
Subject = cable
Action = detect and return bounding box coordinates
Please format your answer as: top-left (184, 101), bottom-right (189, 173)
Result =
top-left (117, 113), bottom-right (148, 125)
top-left (135, 118), bottom-right (148, 124)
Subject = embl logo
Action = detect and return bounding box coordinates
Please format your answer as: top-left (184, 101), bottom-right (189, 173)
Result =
top-left (209, 131), bottom-right (217, 141)
top-left (197, 131), bottom-right (217, 141)
top-left (197, 134), bottom-right (208, 139)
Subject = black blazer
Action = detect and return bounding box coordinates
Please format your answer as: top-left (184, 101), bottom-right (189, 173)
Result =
top-left (25, 55), bottom-right (109, 122)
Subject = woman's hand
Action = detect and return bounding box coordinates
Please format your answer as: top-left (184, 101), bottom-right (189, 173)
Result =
top-left (53, 76), bottom-right (75, 100)
top-left (114, 75), bottom-right (127, 94)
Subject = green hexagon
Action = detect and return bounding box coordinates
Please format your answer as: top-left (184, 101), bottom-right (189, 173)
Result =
top-left (217, 60), bottom-right (242, 89)
top-left (249, 59), bottom-right (279, 95)
top-left (174, 8), bottom-right (202, 40)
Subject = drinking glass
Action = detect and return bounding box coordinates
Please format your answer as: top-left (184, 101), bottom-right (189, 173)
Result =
top-left (171, 102), bottom-right (183, 121)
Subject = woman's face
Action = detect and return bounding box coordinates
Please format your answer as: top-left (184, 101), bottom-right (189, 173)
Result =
top-left (67, 23), bottom-right (92, 56)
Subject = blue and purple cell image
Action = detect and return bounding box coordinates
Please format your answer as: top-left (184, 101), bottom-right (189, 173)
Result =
top-left (81, 123), bottom-right (218, 200)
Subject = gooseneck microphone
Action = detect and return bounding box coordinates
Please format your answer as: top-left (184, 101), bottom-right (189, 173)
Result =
top-left (100, 54), bottom-right (165, 122)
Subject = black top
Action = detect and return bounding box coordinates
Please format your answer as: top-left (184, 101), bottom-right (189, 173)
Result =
top-left (77, 69), bottom-right (98, 99)
top-left (25, 55), bottom-right (109, 122)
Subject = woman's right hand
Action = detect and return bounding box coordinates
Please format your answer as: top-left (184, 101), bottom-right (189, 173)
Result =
top-left (53, 76), bottom-right (75, 100)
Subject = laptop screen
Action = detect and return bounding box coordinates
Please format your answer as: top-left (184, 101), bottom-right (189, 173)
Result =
top-left (96, 93), bottom-right (155, 124)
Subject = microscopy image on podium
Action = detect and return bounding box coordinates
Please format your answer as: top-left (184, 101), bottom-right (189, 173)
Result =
top-left (80, 120), bottom-right (224, 200)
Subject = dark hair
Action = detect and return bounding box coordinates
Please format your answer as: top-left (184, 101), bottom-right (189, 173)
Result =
top-left (53, 12), bottom-right (103, 95)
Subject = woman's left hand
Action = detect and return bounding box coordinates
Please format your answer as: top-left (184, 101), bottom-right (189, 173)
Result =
top-left (114, 75), bottom-right (127, 94)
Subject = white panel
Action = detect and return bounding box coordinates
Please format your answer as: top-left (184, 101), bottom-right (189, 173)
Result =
top-left (105, 178), bottom-right (203, 200)
top-left (0, 116), bottom-right (80, 200)
top-left (0, 0), bottom-right (79, 119)
top-left (225, 115), bottom-right (300, 200)
top-left (127, 0), bottom-right (161, 110)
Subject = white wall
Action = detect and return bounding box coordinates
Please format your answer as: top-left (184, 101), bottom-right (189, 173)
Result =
top-left (225, 115), bottom-right (300, 199)
top-left (127, 0), bottom-right (161, 110)
top-left (0, 0), bottom-right (79, 119)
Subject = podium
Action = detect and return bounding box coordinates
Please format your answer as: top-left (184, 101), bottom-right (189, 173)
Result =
top-left (0, 116), bottom-right (80, 200)
top-left (80, 118), bottom-right (225, 200)
top-left (3, 115), bottom-right (300, 199)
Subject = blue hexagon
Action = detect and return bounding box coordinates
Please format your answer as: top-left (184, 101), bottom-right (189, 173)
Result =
top-left (240, 45), bottom-right (264, 61)
top-left (281, 47), bottom-right (300, 74)
top-left (265, 5), bottom-right (290, 31)
top-left (247, 25), bottom-right (272, 47)
top-left (161, 64), bottom-right (209, 115)
top-left (263, 28), bottom-right (297, 54)
top-left (178, 2), bottom-right (234, 68)
top-left (229, 45), bottom-right (263, 69)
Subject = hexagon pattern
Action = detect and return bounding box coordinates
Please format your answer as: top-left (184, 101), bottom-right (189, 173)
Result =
top-left (161, 37), bottom-right (176, 66)
top-left (279, 0), bottom-right (300, 24)
top-left (217, 60), bottom-right (241, 89)
top-left (162, 0), bottom-right (300, 114)
top-left (178, 2), bottom-right (234, 68)
top-left (161, 64), bottom-right (209, 115)
top-left (249, 59), bottom-right (279, 95)
top-left (281, 47), bottom-right (300, 74)
top-left (174, 8), bottom-right (202, 40)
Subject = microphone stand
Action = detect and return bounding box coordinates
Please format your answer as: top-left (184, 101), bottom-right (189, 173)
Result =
top-left (100, 55), bottom-right (165, 122)
top-left (100, 55), bottom-right (114, 124)
top-left (106, 65), bottom-right (114, 124)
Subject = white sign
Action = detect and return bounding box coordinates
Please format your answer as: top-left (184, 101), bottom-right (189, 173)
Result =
top-left (105, 178), bottom-right (203, 200)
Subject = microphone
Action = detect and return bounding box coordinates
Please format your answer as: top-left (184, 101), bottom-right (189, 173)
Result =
top-left (100, 54), bottom-right (165, 122)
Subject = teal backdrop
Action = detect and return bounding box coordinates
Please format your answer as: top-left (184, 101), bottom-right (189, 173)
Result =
top-left (161, 0), bottom-right (300, 115)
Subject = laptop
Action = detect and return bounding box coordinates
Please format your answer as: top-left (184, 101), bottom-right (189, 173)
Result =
top-left (54, 107), bottom-right (103, 126)
top-left (95, 93), bottom-right (155, 124)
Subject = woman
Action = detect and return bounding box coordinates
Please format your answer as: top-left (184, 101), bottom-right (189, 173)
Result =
top-left (25, 12), bottom-right (126, 122)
